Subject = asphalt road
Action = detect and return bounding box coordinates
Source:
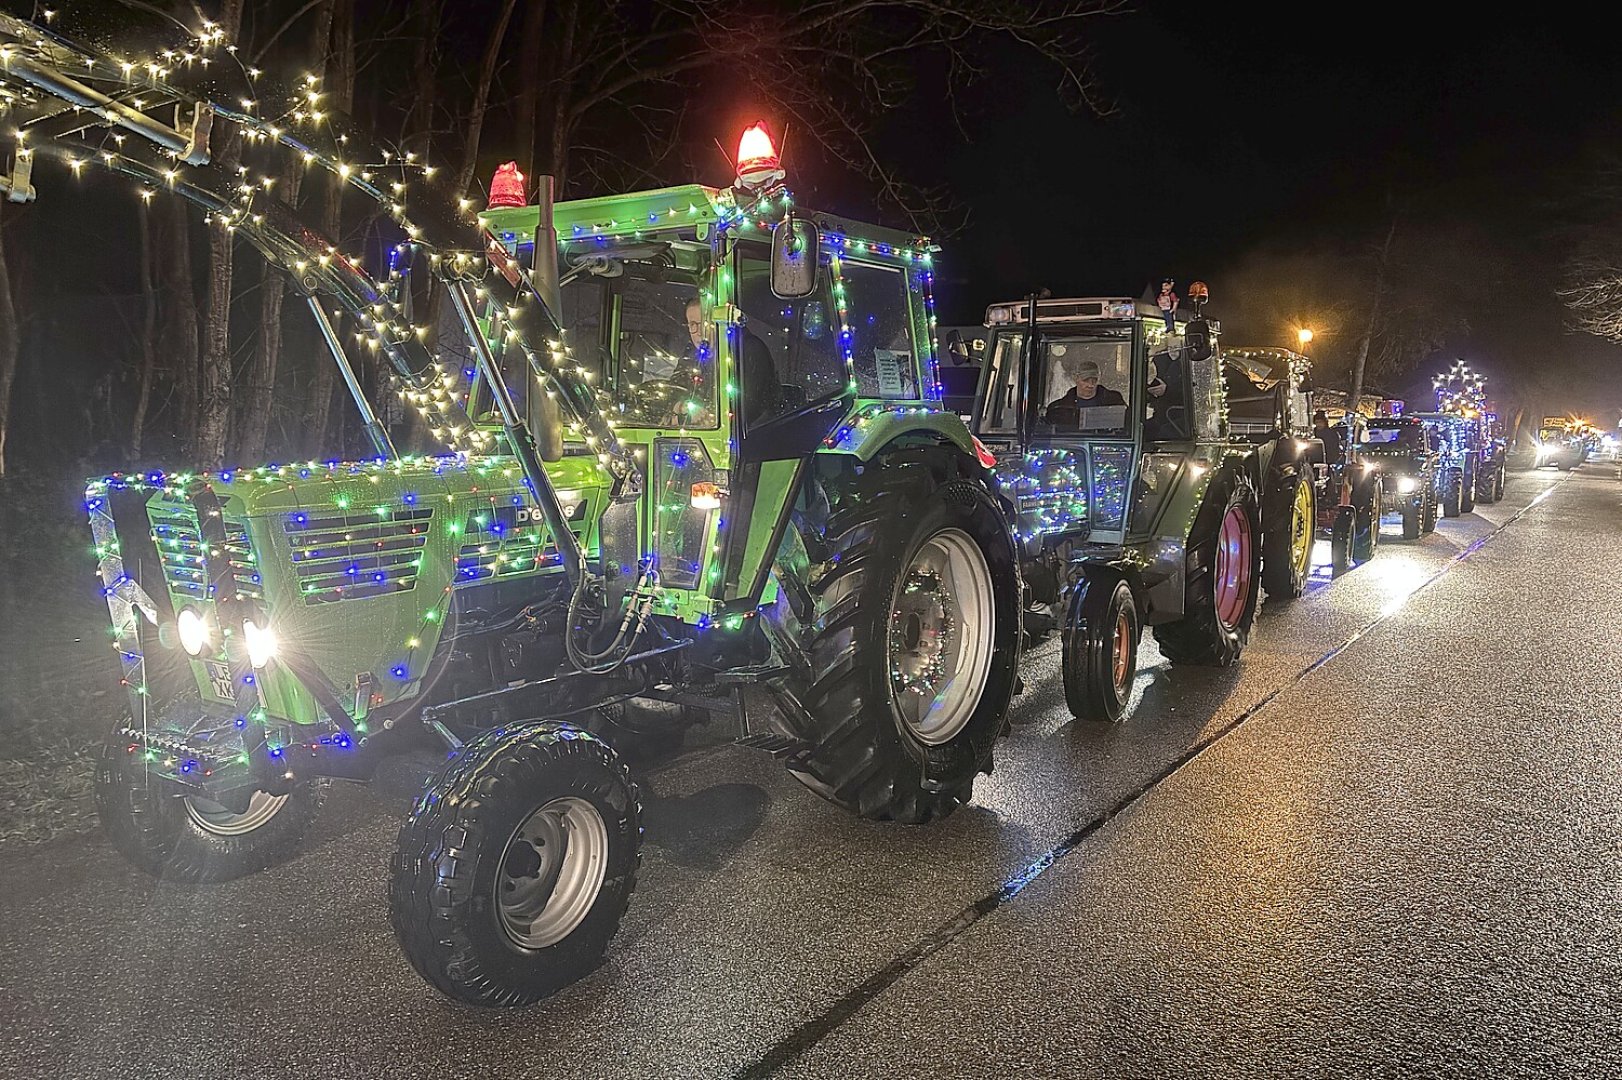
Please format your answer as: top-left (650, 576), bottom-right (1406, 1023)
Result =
top-left (3, 462), bottom-right (1618, 1079)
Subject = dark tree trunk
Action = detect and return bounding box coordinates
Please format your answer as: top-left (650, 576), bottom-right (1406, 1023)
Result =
top-left (154, 198), bottom-right (199, 455)
top-left (194, 0), bottom-right (247, 470)
top-left (404, 0), bottom-right (442, 159)
top-left (235, 149), bottom-right (306, 465)
top-left (513, 0), bottom-right (547, 177)
top-left (304, 0), bottom-right (354, 458)
top-left (1348, 216), bottom-right (1398, 420)
top-left (0, 201), bottom-right (19, 478)
top-left (129, 201), bottom-right (159, 459)
top-left (456, 0), bottom-right (522, 194)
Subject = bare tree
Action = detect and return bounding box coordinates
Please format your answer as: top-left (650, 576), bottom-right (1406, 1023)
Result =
top-left (1558, 157), bottom-right (1622, 344)
top-left (493, 0), bottom-right (1122, 231)
top-left (456, 0), bottom-right (522, 194)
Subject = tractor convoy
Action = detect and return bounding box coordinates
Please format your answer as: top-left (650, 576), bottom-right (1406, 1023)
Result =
top-left (0, 1), bottom-right (1550, 1011)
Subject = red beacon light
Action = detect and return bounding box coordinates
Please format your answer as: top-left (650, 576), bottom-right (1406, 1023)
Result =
top-left (487, 161), bottom-right (528, 209)
top-left (735, 122), bottom-right (785, 191)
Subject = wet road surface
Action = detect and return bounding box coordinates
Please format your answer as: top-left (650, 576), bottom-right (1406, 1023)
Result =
top-left (3, 462), bottom-right (1618, 1079)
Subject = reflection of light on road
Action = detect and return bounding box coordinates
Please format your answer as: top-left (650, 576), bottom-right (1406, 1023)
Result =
top-left (1308, 538), bottom-right (1335, 579)
top-left (1364, 552), bottom-right (1435, 615)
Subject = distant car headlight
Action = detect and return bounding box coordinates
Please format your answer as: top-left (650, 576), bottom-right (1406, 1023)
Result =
top-left (176, 607), bottom-right (210, 656)
top-left (1397, 477), bottom-right (1418, 494)
top-left (242, 619), bottom-right (278, 669)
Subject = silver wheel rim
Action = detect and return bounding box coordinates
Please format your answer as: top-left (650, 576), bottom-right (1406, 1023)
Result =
top-left (496, 796), bottom-right (609, 951)
top-left (184, 790), bottom-right (289, 836)
top-left (887, 527), bottom-right (995, 746)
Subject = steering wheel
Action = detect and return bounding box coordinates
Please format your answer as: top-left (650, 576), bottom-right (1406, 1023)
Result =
top-left (625, 368), bottom-right (705, 425)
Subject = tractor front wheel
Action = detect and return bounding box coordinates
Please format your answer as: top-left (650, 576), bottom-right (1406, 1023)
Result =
top-left (1062, 573), bottom-right (1140, 723)
top-left (94, 725), bottom-right (324, 884)
top-left (1442, 468), bottom-right (1463, 517)
top-left (1153, 471), bottom-right (1262, 667)
top-left (1401, 496), bottom-right (1422, 540)
top-left (1329, 506), bottom-right (1354, 577)
top-left (771, 456), bottom-right (1020, 824)
top-left (389, 721), bottom-right (641, 1007)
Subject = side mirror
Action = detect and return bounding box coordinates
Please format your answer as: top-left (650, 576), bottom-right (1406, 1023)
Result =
top-left (771, 213), bottom-right (820, 299)
top-left (1183, 318), bottom-right (1214, 362)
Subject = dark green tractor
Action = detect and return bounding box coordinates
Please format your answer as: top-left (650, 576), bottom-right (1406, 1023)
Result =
top-left (972, 293), bottom-right (1264, 724)
top-left (1222, 347), bottom-right (1321, 601)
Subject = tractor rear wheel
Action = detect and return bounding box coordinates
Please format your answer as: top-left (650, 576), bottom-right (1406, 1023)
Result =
top-left (1460, 462), bottom-right (1477, 513)
top-left (1062, 573), bottom-right (1140, 723)
top-left (1353, 481), bottom-right (1381, 562)
top-left (1153, 470), bottom-right (1262, 667)
top-left (95, 725), bottom-right (324, 884)
top-left (768, 452), bottom-right (1020, 823)
top-left (389, 721), bottom-right (641, 1007)
top-left (1261, 469), bottom-right (1314, 601)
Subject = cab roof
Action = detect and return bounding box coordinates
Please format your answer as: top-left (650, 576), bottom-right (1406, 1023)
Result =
top-left (983, 297), bottom-right (1215, 328)
top-left (480, 183), bottom-right (931, 254)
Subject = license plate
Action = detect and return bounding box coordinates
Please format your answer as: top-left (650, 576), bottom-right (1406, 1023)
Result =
top-left (204, 661), bottom-right (236, 699)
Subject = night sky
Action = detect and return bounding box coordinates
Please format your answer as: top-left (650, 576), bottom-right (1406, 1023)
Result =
top-left (892, 4), bottom-right (1622, 418)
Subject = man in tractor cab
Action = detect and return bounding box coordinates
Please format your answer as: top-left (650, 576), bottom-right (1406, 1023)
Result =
top-left (1046, 358), bottom-right (1126, 426)
top-left (1314, 409), bottom-right (1344, 462)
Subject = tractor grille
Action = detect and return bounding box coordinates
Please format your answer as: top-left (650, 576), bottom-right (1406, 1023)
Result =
top-left (149, 506), bottom-right (262, 602)
top-left (286, 508), bottom-right (434, 603)
top-left (454, 525), bottom-right (574, 583)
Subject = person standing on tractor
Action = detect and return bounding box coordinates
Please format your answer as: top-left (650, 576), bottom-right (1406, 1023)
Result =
top-left (1314, 409), bottom-right (1344, 462)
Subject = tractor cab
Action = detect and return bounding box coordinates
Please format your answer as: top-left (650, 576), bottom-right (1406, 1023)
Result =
top-left (972, 296), bottom-right (1219, 546)
top-left (472, 125), bottom-right (945, 614)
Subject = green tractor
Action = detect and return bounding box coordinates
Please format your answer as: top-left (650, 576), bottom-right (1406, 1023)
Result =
top-left (971, 292), bottom-right (1264, 725)
top-left (8, 10), bottom-right (1020, 1007)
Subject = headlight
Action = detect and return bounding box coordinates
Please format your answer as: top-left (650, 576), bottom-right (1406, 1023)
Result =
top-left (176, 607), bottom-right (210, 656)
top-left (242, 619), bottom-right (278, 669)
top-left (1397, 477), bottom-right (1418, 494)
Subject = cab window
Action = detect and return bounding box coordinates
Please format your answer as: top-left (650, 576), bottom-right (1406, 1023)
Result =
top-left (838, 261), bottom-right (920, 399)
top-left (735, 240), bottom-right (841, 428)
top-left (1036, 333), bottom-right (1133, 435)
top-left (978, 331), bottom-right (1026, 434)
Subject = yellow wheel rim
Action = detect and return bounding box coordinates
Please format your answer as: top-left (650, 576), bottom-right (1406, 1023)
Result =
top-left (1289, 479), bottom-right (1314, 581)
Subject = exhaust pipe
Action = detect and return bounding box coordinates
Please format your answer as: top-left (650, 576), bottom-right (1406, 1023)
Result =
top-left (528, 175), bottom-right (565, 463)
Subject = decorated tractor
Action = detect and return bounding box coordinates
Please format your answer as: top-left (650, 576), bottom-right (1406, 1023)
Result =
top-left (1357, 416), bottom-right (1442, 540)
top-left (6, 6), bottom-right (1021, 1006)
top-left (1415, 412), bottom-right (1481, 516)
top-left (1221, 347), bottom-right (1321, 600)
top-left (970, 292), bottom-right (1263, 725)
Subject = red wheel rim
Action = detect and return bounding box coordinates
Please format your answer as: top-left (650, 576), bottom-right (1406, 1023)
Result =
top-left (1111, 609), bottom-right (1133, 693)
top-left (1213, 505), bottom-right (1252, 630)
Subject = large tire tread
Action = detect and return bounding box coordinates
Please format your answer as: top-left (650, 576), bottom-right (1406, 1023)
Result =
top-left (389, 722), bottom-right (641, 1007)
top-left (768, 448), bottom-right (1020, 824)
top-left (95, 725), bottom-right (324, 885)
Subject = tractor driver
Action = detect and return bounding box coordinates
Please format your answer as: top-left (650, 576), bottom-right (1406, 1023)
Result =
top-left (687, 297), bottom-right (783, 428)
top-left (1045, 359), bottom-right (1125, 427)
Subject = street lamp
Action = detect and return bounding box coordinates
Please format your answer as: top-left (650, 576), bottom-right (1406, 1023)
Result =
top-left (1297, 327), bottom-right (1314, 350)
